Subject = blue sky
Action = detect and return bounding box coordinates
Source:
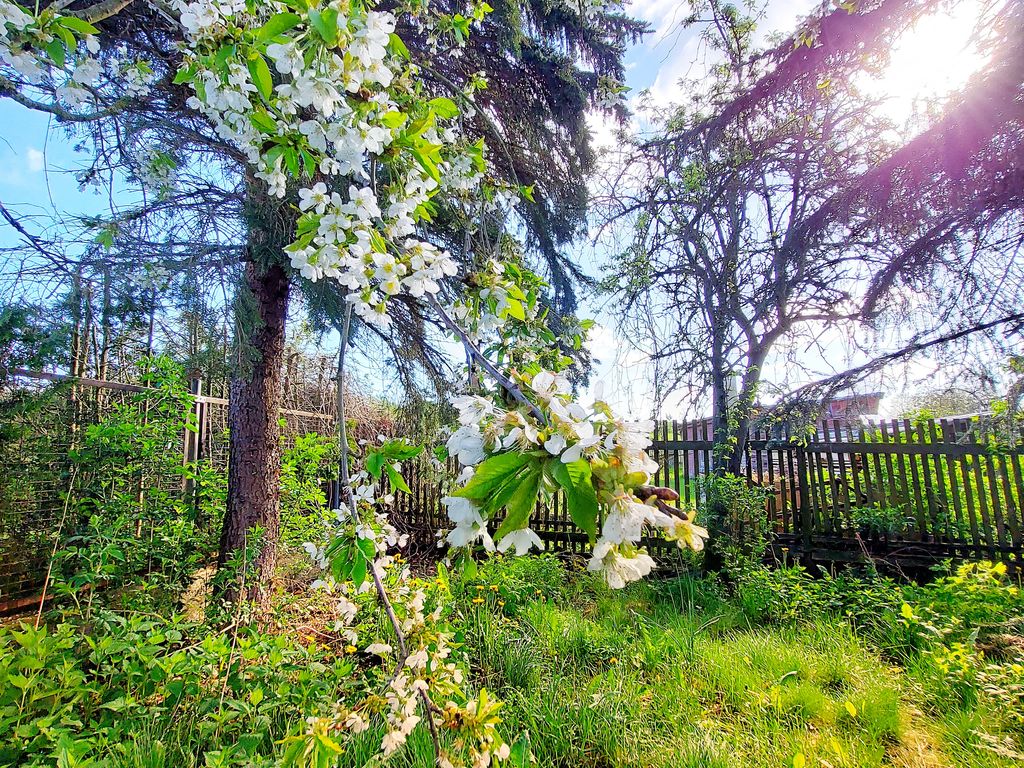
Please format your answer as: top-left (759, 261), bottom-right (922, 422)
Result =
top-left (0, 0), bottom-right (991, 417)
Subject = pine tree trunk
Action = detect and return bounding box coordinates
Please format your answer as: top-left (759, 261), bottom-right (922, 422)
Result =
top-left (217, 259), bottom-right (290, 606)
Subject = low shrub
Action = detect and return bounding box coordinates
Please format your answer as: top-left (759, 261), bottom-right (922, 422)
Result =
top-left (0, 608), bottom-right (354, 767)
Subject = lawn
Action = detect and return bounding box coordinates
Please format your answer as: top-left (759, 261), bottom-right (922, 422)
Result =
top-left (445, 556), bottom-right (1023, 768)
top-left (2, 553), bottom-right (1022, 768)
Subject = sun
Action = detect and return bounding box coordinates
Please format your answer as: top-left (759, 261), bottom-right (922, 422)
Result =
top-left (865, 0), bottom-right (988, 124)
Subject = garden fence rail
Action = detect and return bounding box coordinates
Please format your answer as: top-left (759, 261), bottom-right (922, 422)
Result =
top-left (2, 367), bottom-right (1021, 614)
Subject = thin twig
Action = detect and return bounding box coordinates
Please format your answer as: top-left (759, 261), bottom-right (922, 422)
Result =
top-left (335, 302), bottom-right (442, 761)
top-left (428, 294), bottom-right (546, 424)
top-left (35, 468), bottom-right (78, 629)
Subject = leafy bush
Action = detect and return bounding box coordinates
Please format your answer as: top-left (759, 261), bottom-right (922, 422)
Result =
top-left (909, 561), bottom-right (1023, 643)
top-left (849, 504), bottom-right (911, 538)
top-left (53, 357), bottom-right (218, 613)
top-left (699, 473), bottom-right (772, 571)
top-left (279, 431), bottom-right (338, 546)
top-left (450, 551), bottom-right (571, 616)
top-left (0, 608), bottom-right (354, 767)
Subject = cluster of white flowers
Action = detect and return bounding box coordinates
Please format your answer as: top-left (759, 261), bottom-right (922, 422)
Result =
top-left (301, 457), bottom-right (514, 766)
top-left (286, 179), bottom-right (459, 329)
top-left (441, 370), bottom-right (708, 587)
top-left (0, 2), bottom-right (100, 97)
top-left (127, 144), bottom-right (178, 198)
top-left (172, 0), bottom-right (494, 326)
top-left (566, 0), bottom-right (625, 22)
top-left (451, 260), bottom-right (521, 341)
top-left (1, 2), bottom-right (156, 117)
top-left (1, 1), bottom-right (45, 82)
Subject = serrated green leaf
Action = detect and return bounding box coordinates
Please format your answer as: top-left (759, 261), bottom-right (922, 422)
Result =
top-left (356, 536), bottom-right (375, 562)
top-left (477, 466), bottom-right (528, 518)
top-left (351, 555), bottom-right (367, 588)
top-left (387, 32), bottom-right (410, 59)
top-left (299, 147), bottom-right (316, 177)
top-left (504, 298), bottom-right (526, 322)
top-left (494, 467), bottom-right (541, 540)
top-left (53, 25), bottom-right (75, 53)
top-left (45, 40), bottom-right (65, 68)
top-left (366, 451), bottom-right (385, 478)
top-left (173, 65), bottom-right (196, 85)
top-left (428, 96), bottom-right (459, 119)
top-left (380, 111), bottom-right (407, 129)
top-left (283, 146), bottom-right (299, 176)
top-left (454, 452), bottom-right (534, 500)
top-left (384, 463), bottom-right (411, 494)
top-left (57, 16), bottom-right (100, 36)
top-left (248, 53), bottom-right (274, 100)
top-left (551, 459), bottom-right (598, 541)
top-left (257, 12), bottom-right (302, 40)
top-left (308, 8), bottom-right (337, 44)
top-left (215, 43), bottom-right (236, 71)
top-left (249, 110), bottom-right (277, 133)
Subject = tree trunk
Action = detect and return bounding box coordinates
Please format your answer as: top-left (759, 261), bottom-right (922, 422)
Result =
top-left (217, 259), bottom-right (290, 606)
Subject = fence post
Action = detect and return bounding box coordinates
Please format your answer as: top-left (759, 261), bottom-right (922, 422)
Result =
top-left (795, 441), bottom-right (813, 563)
top-left (183, 371), bottom-right (203, 511)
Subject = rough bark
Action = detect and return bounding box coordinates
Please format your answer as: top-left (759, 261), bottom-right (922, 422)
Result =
top-left (217, 258), bottom-right (290, 606)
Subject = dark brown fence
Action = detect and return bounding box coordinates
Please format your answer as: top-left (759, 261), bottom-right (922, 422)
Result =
top-left (398, 417), bottom-right (1024, 571)
top-left (5, 368), bottom-right (1021, 615)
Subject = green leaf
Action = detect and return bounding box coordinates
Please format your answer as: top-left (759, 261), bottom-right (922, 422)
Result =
top-left (283, 146), bottom-right (299, 177)
top-left (57, 16), bottom-right (100, 36)
top-left (494, 467), bottom-right (541, 540)
top-left (412, 147), bottom-right (440, 183)
top-left (384, 463), bottom-right (411, 494)
top-left (380, 111), bottom-right (407, 129)
top-left (356, 536), bottom-right (375, 562)
top-left (366, 451), bottom-right (386, 479)
top-left (508, 733), bottom-right (531, 768)
top-left (249, 110), bottom-right (277, 133)
top-left (387, 32), bottom-right (410, 59)
top-left (53, 25), bottom-right (76, 53)
top-left (257, 12), bottom-right (302, 40)
top-left (551, 459), bottom-right (598, 541)
top-left (308, 8), bottom-right (337, 44)
top-left (248, 53), bottom-right (274, 100)
top-left (479, 468), bottom-right (527, 518)
top-left (456, 550), bottom-right (477, 581)
top-left (173, 65), bottom-right (196, 85)
top-left (380, 438), bottom-right (422, 460)
top-left (454, 452), bottom-right (534, 500)
top-left (299, 148), bottom-right (317, 177)
top-left (45, 40), bottom-right (65, 68)
top-left (504, 298), bottom-right (526, 322)
top-left (428, 97), bottom-right (459, 119)
top-left (214, 43), bottom-right (236, 72)
top-left (351, 555), bottom-right (367, 589)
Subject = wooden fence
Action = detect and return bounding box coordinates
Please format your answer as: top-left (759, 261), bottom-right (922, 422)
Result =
top-left (397, 417), bottom-right (1024, 571)
top-left (3, 363), bottom-right (1022, 614)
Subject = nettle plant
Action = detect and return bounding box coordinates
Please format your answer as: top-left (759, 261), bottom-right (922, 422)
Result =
top-left (2, 0), bottom-right (693, 764)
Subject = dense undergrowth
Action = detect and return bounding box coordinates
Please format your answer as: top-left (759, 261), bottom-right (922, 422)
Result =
top-left (2, 551), bottom-right (1022, 767)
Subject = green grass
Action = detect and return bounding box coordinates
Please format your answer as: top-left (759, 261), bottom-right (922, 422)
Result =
top-left (453, 556), bottom-right (1023, 768)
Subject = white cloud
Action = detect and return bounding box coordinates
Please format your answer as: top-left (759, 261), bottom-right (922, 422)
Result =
top-left (26, 147), bottom-right (44, 172)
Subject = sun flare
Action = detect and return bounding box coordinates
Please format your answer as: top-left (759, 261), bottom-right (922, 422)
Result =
top-left (866, 0), bottom-right (988, 123)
